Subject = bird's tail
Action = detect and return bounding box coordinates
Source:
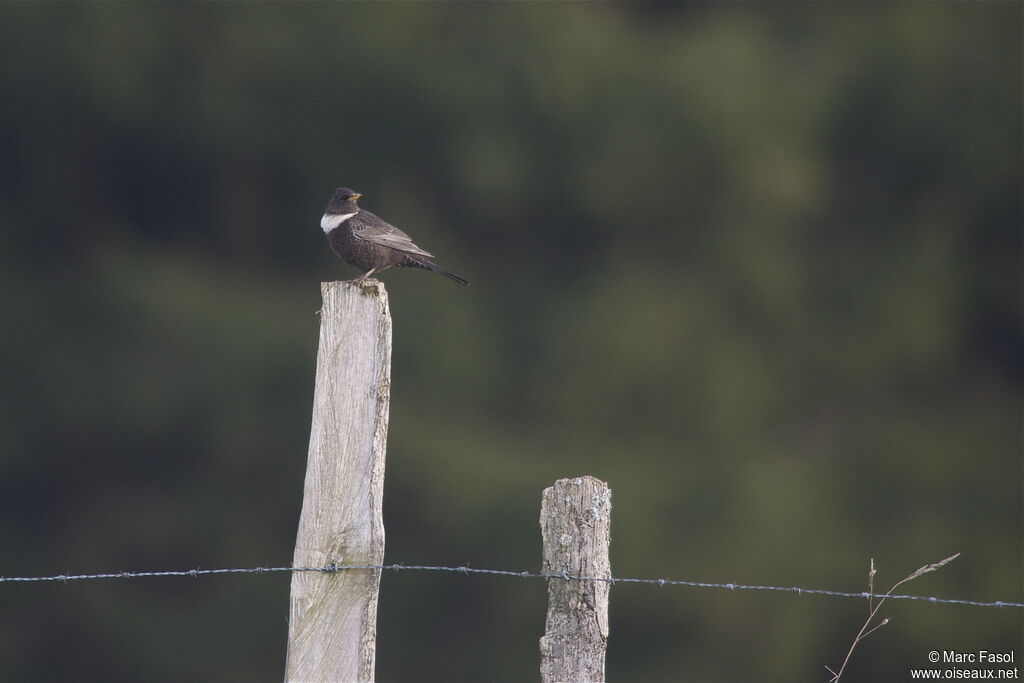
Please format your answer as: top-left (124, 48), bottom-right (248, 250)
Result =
top-left (402, 257), bottom-right (470, 286)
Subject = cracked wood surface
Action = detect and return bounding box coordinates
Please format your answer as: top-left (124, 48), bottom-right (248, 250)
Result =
top-left (286, 280), bottom-right (391, 683)
top-left (539, 476), bottom-right (611, 683)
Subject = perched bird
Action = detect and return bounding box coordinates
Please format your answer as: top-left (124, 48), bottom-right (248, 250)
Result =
top-left (320, 188), bottom-right (469, 285)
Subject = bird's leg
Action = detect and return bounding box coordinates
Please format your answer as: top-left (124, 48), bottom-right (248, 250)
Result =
top-left (354, 268), bottom-right (376, 283)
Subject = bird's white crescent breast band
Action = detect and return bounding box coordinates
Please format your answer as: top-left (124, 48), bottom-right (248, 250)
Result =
top-left (320, 211), bottom-right (357, 233)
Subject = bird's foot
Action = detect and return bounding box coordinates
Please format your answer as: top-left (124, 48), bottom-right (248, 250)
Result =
top-left (352, 268), bottom-right (377, 285)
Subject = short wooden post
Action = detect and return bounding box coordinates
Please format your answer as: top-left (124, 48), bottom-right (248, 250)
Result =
top-left (285, 280), bottom-right (392, 683)
top-left (539, 476), bottom-right (612, 683)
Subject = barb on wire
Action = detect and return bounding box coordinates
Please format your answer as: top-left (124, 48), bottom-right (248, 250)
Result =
top-left (0, 563), bottom-right (1019, 608)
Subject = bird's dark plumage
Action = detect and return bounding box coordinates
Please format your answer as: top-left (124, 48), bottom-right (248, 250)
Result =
top-left (320, 187), bottom-right (469, 285)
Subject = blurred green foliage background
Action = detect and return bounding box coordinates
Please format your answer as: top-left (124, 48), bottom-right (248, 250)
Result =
top-left (0, 2), bottom-right (1020, 681)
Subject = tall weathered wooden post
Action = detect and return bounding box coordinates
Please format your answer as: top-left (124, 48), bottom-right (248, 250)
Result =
top-left (285, 280), bottom-right (392, 683)
top-left (539, 476), bottom-right (612, 683)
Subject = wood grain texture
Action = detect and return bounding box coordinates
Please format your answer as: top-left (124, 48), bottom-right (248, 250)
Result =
top-left (539, 476), bottom-right (611, 683)
top-left (286, 280), bottom-right (392, 683)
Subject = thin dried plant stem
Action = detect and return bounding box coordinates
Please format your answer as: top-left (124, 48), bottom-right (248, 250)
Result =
top-left (828, 553), bottom-right (960, 683)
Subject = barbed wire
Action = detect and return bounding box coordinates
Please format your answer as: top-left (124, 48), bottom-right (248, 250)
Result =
top-left (1, 563), bottom-right (1020, 608)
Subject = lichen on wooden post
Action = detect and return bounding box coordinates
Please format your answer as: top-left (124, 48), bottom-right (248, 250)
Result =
top-left (539, 476), bottom-right (612, 683)
top-left (285, 280), bottom-right (392, 683)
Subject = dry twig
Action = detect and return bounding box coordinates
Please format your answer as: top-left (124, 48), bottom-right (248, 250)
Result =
top-left (826, 553), bottom-right (960, 682)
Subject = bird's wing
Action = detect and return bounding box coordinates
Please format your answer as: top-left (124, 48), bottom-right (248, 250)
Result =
top-left (350, 211), bottom-right (435, 258)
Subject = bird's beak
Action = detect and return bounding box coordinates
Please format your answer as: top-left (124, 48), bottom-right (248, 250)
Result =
top-left (350, 193), bottom-right (362, 201)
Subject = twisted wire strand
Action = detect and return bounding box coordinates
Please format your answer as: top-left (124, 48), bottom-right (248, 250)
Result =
top-left (1, 563), bottom-right (1019, 608)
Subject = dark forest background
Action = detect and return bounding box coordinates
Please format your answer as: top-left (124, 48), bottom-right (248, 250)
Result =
top-left (1, 3), bottom-right (1020, 681)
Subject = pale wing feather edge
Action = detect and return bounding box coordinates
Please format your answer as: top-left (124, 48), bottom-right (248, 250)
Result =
top-left (351, 217), bottom-right (435, 258)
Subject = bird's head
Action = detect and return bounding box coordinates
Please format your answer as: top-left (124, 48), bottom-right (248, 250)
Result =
top-left (326, 187), bottom-right (362, 214)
